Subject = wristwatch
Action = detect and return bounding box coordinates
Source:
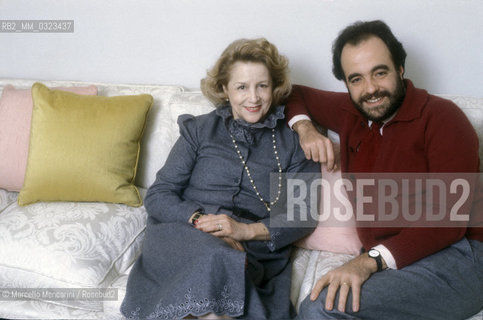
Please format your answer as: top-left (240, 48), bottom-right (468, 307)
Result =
top-left (190, 211), bottom-right (204, 225)
top-left (368, 248), bottom-right (384, 272)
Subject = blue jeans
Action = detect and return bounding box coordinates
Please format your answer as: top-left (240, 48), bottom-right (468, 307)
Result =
top-left (297, 238), bottom-right (483, 320)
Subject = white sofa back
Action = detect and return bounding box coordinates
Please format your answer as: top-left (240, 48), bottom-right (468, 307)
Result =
top-left (0, 79), bottom-right (482, 194)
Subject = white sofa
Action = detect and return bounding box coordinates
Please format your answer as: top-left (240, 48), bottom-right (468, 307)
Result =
top-left (0, 78), bottom-right (481, 320)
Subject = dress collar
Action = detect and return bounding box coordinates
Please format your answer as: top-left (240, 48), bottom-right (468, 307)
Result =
top-left (216, 105), bottom-right (285, 144)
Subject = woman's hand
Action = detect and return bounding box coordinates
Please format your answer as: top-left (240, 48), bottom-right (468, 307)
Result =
top-left (194, 214), bottom-right (269, 241)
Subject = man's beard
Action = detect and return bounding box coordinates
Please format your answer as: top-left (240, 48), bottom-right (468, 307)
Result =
top-left (352, 77), bottom-right (406, 122)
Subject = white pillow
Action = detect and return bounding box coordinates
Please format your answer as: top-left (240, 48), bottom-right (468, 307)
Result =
top-left (0, 188), bottom-right (17, 213)
top-left (0, 192), bottom-right (147, 312)
top-left (94, 84), bottom-right (185, 189)
top-left (167, 91), bottom-right (216, 136)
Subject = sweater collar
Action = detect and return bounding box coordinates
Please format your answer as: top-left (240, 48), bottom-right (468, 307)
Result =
top-left (390, 79), bottom-right (429, 122)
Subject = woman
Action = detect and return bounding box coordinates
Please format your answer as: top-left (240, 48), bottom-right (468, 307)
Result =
top-left (121, 38), bottom-right (319, 319)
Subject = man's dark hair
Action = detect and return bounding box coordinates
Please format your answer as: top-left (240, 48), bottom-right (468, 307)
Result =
top-left (332, 20), bottom-right (407, 81)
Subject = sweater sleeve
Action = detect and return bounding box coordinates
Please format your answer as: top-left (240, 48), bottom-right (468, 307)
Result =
top-left (285, 84), bottom-right (350, 131)
top-left (143, 114), bottom-right (203, 223)
top-left (381, 97), bottom-right (480, 268)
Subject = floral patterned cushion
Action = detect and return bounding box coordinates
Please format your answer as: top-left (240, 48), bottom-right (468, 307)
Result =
top-left (441, 95), bottom-right (483, 172)
top-left (0, 189), bottom-right (17, 213)
top-left (0, 189), bottom-right (147, 312)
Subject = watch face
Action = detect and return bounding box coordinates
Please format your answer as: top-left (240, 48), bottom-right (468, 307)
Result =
top-left (369, 249), bottom-right (380, 258)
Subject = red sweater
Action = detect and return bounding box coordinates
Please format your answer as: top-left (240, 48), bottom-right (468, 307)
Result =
top-left (286, 80), bottom-right (482, 268)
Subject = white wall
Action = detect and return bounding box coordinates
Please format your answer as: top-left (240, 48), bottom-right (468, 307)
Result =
top-left (0, 0), bottom-right (482, 97)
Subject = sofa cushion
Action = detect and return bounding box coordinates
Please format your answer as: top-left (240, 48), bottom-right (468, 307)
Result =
top-left (167, 91), bottom-right (216, 120)
top-left (0, 189), bottom-right (17, 213)
top-left (0, 79), bottom-right (186, 190)
top-left (18, 83), bottom-right (153, 207)
top-left (295, 141), bottom-right (362, 255)
top-left (96, 84), bottom-right (186, 189)
top-left (291, 248), bottom-right (356, 312)
top-left (440, 95), bottom-right (483, 172)
top-left (165, 91), bottom-right (216, 141)
top-left (0, 84), bottom-right (98, 192)
top-left (0, 191), bottom-right (147, 312)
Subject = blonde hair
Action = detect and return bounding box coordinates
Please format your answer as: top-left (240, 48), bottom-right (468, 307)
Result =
top-left (201, 38), bottom-right (291, 107)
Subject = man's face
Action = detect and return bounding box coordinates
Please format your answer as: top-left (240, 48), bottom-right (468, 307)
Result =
top-left (341, 36), bottom-right (405, 122)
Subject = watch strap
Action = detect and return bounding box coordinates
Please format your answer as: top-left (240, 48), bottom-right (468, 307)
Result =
top-left (190, 211), bottom-right (204, 225)
top-left (369, 249), bottom-right (383, 272)
top-left (374, 254), bottom-right (383, 272)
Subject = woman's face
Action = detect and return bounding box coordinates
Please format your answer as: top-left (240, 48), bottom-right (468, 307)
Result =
top-left (223, 61), bottom-right (273, 123)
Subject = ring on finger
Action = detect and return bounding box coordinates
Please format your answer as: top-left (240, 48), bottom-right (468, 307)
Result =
top-left (216, 223), bottom-right (223, 231)
top-left (341, 282), bottom-right (350, 287)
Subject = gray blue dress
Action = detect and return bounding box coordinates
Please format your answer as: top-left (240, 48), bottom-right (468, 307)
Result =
top-left (121, 105), bottom-right (320, 319)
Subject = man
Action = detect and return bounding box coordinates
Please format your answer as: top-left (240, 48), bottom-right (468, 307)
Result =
top-left (286, 20), bottom-right (483, 319)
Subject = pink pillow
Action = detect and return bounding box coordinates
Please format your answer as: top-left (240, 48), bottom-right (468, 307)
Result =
top-left (295, 145), bottom-right (362, 255)
top-left (0, 84), bottom-right (98, 191)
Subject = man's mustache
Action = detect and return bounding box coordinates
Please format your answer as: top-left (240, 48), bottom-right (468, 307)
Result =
top-left (359, 91), bottom-right (390, 104)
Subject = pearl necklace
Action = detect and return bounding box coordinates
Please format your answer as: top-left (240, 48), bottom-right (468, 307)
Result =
top-left (230, 128), bottom-right (282, 212)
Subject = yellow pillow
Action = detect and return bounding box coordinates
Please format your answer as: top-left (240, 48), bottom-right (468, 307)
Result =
top-left (18, 83), bottom-right (153, 207)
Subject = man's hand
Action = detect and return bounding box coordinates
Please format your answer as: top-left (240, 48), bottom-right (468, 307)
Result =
top-left (293, 120), bottom-right (335, 171)
top-left (310, 253), bottom-right (378, 313)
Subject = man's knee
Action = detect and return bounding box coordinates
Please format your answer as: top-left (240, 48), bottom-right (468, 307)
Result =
top-left (297, 291), bottom-right (324, 318)
top-left (296, 290), bottom-right (348, 320)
